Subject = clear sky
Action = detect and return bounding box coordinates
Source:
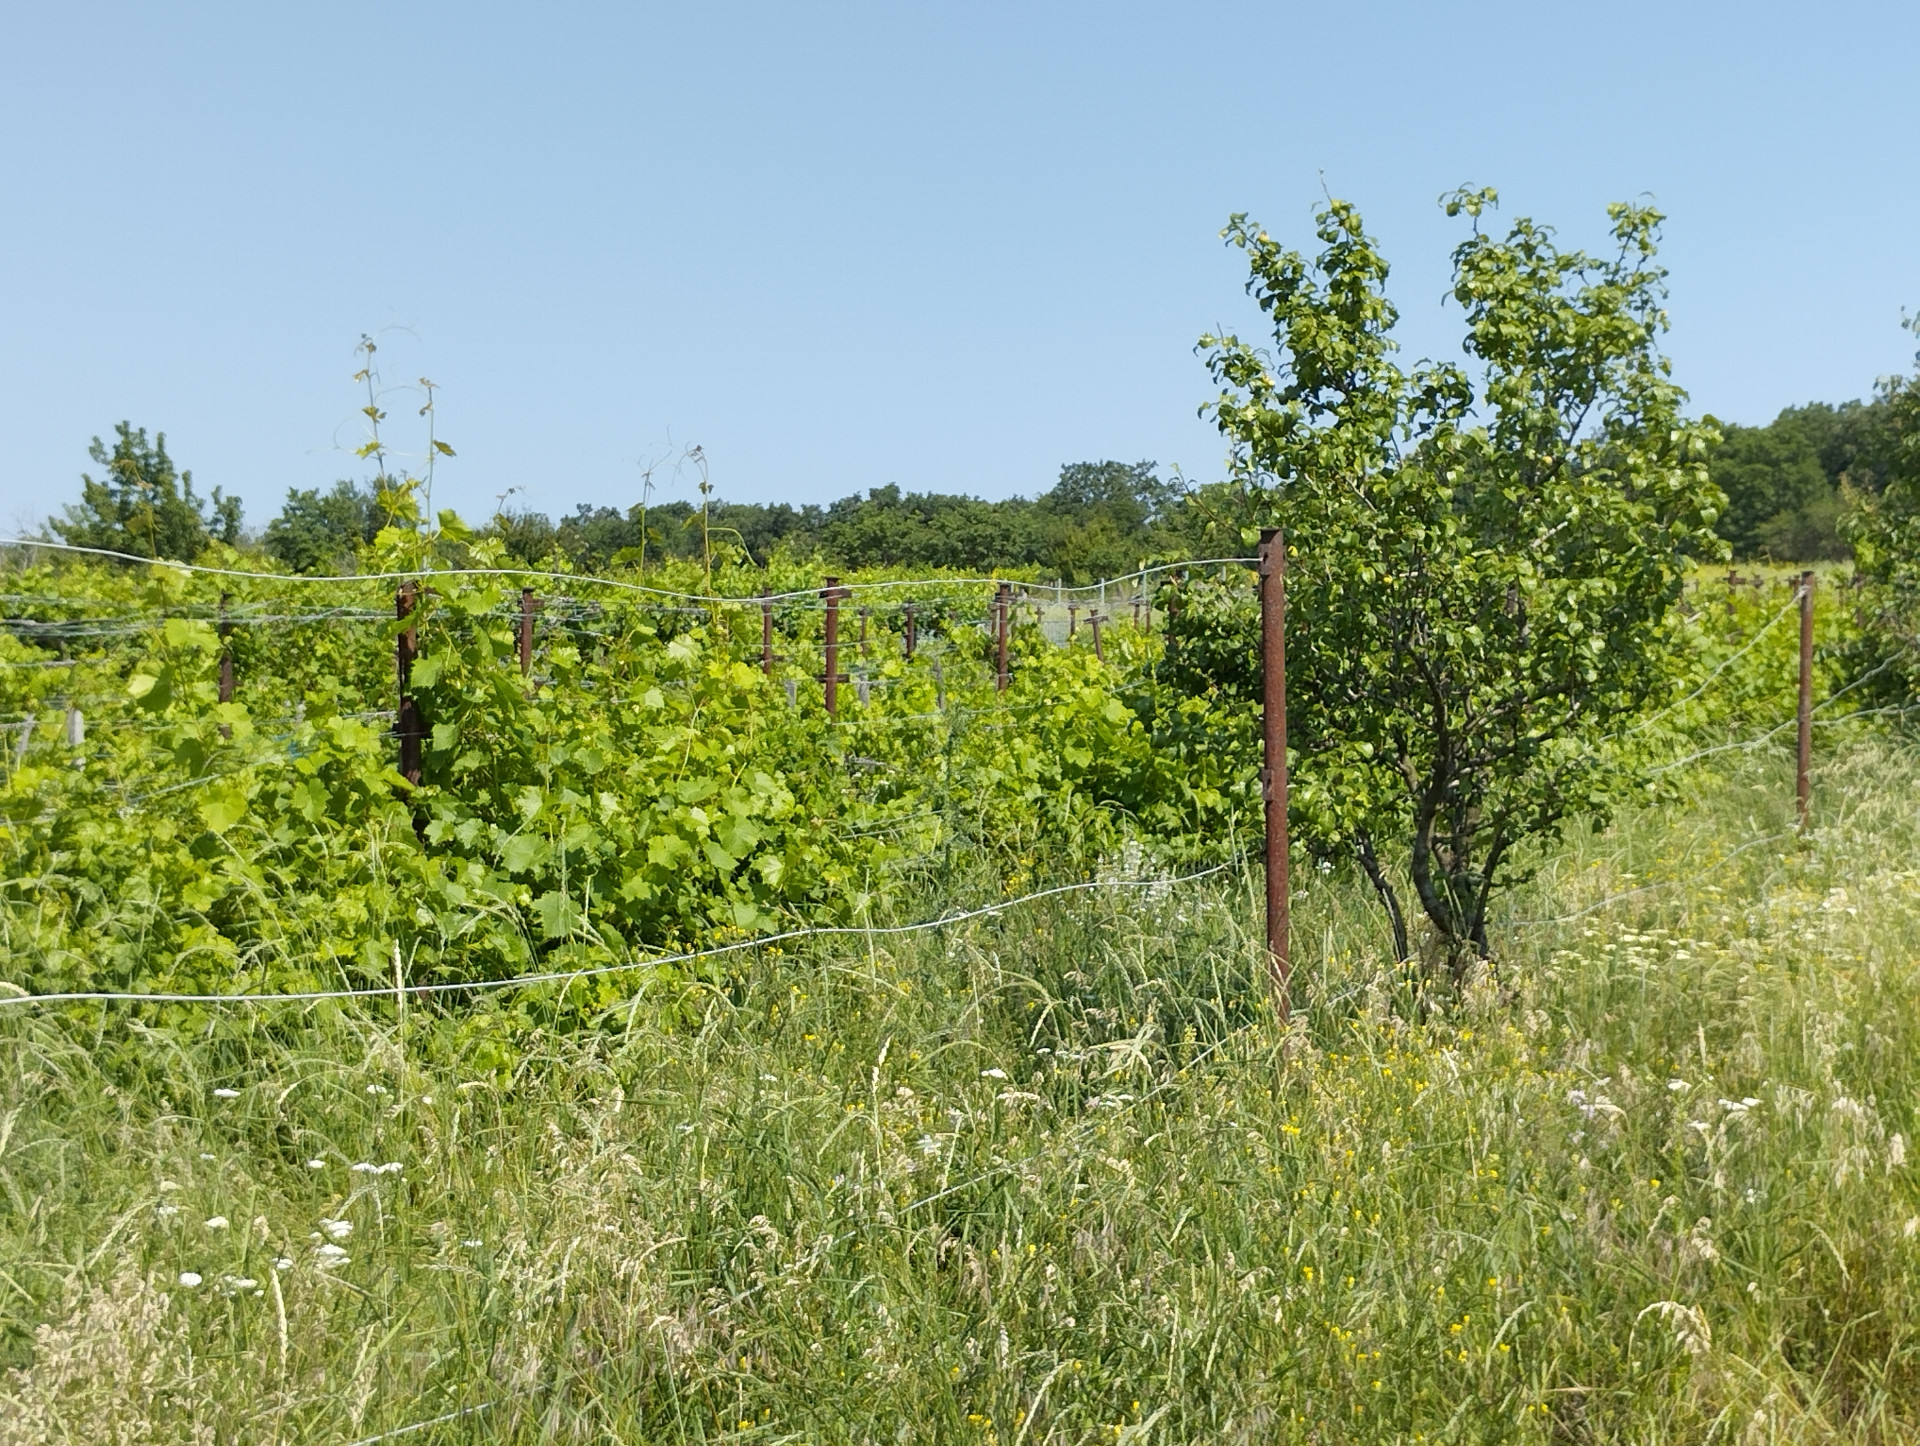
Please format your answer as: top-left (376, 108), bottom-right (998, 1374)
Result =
top-left (2, 1), bottom-right (1914, 532)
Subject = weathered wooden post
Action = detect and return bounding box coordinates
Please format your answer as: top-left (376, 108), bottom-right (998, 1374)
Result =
top-left (1088, 611), bottom-right (1105, 663)
top-left (903, 602), bottom-right (917, 659)
top-left (1259, 528), bottom-right (1291, 1023)
top-left (761, 590), bottom-right (775, 674)
top-left (1069, 602), bottom-right (1079, 640)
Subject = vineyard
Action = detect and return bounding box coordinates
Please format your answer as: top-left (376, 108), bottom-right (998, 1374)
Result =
top-left (4, 190), bottom-right (1917, 1442)
top-left (4, 528), bottom-right (1918, 1441)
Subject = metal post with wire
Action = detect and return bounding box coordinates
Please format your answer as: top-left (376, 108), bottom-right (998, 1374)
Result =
top-left (1259, 527), bottom-right (1291, 1023)
top-left (822, 577), bottom-right (846, 716)
top-left (217, 591), bottom-right (234, 739)
top-left (396, 582), bottom-right (423, 787)
top-left (1797, 570), bottom-right (1815, 832)
top-left (518, 587), bottom-right (540, 678)
top-left (995, 583), bottom-right (1011, 693)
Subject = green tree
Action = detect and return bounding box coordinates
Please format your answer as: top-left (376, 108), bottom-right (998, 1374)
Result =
top-left (263, 481), bottom-right (380, 573)
top-left (1708, 398), bottom-right (1896, 561)
top-left (1201, 190), bottom-right (1724, 972)
top-left (52, 423), bottom-right (242, 561)
top-left (1840, 327), bottom-right (1920, 689)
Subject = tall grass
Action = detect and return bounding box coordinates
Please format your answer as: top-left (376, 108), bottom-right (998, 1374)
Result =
top-left (2, 736), bottom-right (1917, 1443)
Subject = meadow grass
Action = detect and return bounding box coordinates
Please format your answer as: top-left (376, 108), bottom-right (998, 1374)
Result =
top-left (2, 736), bottom-right (1918, 1444)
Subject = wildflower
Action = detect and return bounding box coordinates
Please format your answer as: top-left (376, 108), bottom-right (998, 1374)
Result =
top-left (1668, 1079), bottom-right (1690, 1093)
top-left (213, 1088), bottom-right (240, 1099)
top-left (1890, 1134), bottom-right (1907, 1169)
top-left (349, 1161), bottom-right (404, 1175)
top-left (315, 1243), bottom-right (350, 1268)
top-left (463, 1239), bottom-right (483, 1248)
top-left (222, 1275), bottom-right (258, 1292)
top-left (204, 1216), bottom-right (229, 1231)
top-left (198, 1152), bottom-right (216, 1161)
top-left (981, 1068), bottom-right (1007, 1080)
top-left (177, 1271), bottom-right (203, 1288)
top-left (365, 1084), bottom-right (388, 1096)
top-left (319, 1218), bottom-right (352, 1241)
top-left (306, 1159), bottom-right (325, 1170)
top-left (273, 1257), bottom-right (294, 1270)
top-left (155, 1204), bottom-right (180, 1219)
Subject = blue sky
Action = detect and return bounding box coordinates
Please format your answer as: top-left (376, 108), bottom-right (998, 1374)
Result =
top-left (1, 1), bottom-right (1914, 531)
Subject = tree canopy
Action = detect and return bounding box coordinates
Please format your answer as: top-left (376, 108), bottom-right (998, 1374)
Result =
top-left (1201, 189), bottom-right (1725, 970)
top-left (51, 423), bottom-right (242, 562)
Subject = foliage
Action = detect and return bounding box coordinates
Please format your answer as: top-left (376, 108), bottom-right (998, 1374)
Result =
top-left (51, 423), bottom-right (242, 562)
top-left (1200, 190), bottom-right (1726, 969)
top-left (0, 540), bottom-right (1202, 1010)
top-left (3, 740), bottom-right (1919, 1441)
top-left (262, 480), bottom-right (381, 573)
top-left (1709, 395), bottom-right (1898, 561)
top-left (484, 463), bottom-right (1193, 582)
top-left (1836, 328), bottom-right (1920, 693)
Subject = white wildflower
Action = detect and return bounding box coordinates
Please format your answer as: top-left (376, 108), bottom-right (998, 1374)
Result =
top-left (306, 1159), bottom-right (325, 1170)
top-left (204, 1216), bottom-right (229, 1231)
top-left (213, 1088), bottom-right (240, 1099)
top-left (314, 1243), bottom-right (350, 1267)
top-left (463, 1239), bottom-right (483, 1248)
top-left (980, 1068), bottom-right (1008, 1080)
top-left (155, 1203), bottom-right (180, 1220)
top-left (1667, 1079), bottom-right (1690, 1094)
top-left (319, 1218), bottom-right (352, 1241)
top-left (273, 1257), bottom-right (294, 1270)
top-left (177, 1271), bottom-right (203, 1288)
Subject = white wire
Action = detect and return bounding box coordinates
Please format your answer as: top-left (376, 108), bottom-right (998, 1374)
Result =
top-left (0, 537), bottom-right (1254, 607)
top-left (0, 861), bottom-right (1239, 1009)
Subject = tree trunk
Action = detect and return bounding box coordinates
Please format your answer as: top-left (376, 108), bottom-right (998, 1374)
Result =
top-left (1354, 829), bottom-right (1410, 965)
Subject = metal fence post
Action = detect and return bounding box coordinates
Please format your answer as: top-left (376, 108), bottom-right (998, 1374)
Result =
top-left (1798, 570), bottom-right (1815, 832)
top-left (1259, 527), bottom-right (1291, 1023)
top-left (823, 576), bottom-right (841, 717)
top-left (761, 590), bottom-right (775, 674)
top-left (397, 581), bottom-right (422, 787)
top-left (217, 591), bottom-right (234, 739)
top-left (519, 587), bottom-right (539, 677)
top-left (995, 582), bottom-right (1010, 693)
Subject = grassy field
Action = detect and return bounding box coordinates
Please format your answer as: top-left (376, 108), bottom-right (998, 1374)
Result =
top-left (3, 734), bottom-right (1918, 1444)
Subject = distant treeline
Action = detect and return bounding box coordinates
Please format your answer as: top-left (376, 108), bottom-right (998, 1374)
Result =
top-left (1707, 393), bottom-right (1903, 561)
top-left (42, 390), bottom-right (1914, 573)
top-left (50, 446), bottom-right (1249, 581)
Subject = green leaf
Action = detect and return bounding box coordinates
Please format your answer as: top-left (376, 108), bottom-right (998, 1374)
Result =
top-left (197, 782), bottom-right (248, 835)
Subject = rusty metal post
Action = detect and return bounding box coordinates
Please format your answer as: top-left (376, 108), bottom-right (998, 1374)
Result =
top-left (823, 576), bottom-right (841, 717)
top-left (217, 592), bottom-right (234, 704)
top-left (903, 603), bottom-right (917, 658)
top-left (396, 582), bottom-right (423, 787)
top-left (1797, 570), bottom-right (1815, 832)
top-left (518, 587), bottom-right (538, 677)
top-left (216, 592), bottom-right (234, 739)
top-left (1259, 528), bottom-right (1290, 1022)
top-left (761, 591), bottom-right (774, 674)
top-left (995, 583), bottom-right (1010, 693)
